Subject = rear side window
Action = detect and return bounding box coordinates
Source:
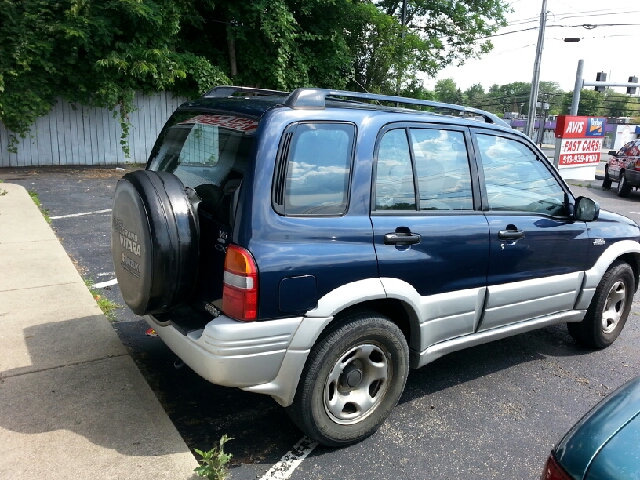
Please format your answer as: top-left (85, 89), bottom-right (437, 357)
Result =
top-left (410, 129), bottom-right (473, 210)
top-left (273, 123), bottom-right (355, 216)
top-left (375, 129), bottom-right (416, 210)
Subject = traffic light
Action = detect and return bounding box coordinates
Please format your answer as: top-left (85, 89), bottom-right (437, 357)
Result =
top-left (628, 76), bottom-right (638, 95)
top-left (595, 72), bottom-right (607, 93)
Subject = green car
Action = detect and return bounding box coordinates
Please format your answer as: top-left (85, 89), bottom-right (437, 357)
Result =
top-left (542, 375), bottom-right (640, 479)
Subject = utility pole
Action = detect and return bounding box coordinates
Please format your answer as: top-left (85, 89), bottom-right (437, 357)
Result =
top-left (570, 59), bottom-right (584, 115)
top-left (525, 0), bottom-right (548, 138)
top-left (396, 0), bottom-right (408, 95)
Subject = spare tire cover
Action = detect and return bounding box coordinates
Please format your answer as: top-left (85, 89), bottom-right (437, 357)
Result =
top-left (111, 170), bottom-right (199, 315)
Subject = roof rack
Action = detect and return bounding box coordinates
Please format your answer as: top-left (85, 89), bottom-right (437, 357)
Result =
top-left (284, 88), bottom-right (509, 127)
top-left (203, 85), bottom-right (288, 98)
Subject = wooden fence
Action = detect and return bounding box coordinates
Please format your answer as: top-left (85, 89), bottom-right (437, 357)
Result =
top-left (0, 91), bottom-right (188, 167)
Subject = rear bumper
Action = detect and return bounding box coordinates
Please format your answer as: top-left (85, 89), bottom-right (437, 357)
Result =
top-left (146, 314), bottom-right (303, 388)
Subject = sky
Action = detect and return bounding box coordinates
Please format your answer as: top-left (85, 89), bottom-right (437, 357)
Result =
top-left (424, 0), bottom-right (640, 93)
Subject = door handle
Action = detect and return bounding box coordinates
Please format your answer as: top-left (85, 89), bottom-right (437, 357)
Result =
top-left (384, 232), bottom-right (421, 245)
top-left (498, 229), bottom-right (525, 240)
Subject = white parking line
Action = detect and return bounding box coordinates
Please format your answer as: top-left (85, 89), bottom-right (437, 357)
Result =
top-left (49, 209), bottom-right (112, 220)
top-left (259, 437), bottom-right (317, 480)
top-left (92, 278), bottom-right (118, 289)
top-left (97, 272), bottom-right (115, 277)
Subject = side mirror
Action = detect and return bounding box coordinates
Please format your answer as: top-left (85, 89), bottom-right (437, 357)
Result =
top-left (574, 196), bottom-right (599, 222)
top-left (609, 150), bottom-right (618, 156)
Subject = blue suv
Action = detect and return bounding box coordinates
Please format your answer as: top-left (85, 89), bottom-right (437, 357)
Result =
top-left (111, 86), bottom-right (640, 447)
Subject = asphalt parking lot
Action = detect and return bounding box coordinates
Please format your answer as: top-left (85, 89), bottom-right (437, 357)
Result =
top-left (2, 165), bottom-right (640, 480)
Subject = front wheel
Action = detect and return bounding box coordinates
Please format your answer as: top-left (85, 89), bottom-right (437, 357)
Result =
top-left (617, 172), bottom-right (632, 197)
top-left (286, 312), bottom-right (409, 447)
top-left (568, 261), bottom-right (635, 348)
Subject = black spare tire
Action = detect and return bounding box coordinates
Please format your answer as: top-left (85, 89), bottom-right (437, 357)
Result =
top-left (111, 170), bottom-right (199, 315)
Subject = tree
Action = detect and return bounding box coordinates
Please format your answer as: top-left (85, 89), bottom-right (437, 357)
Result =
top-left (351, 0), bottom-right (510, 93)
top-left (486, 82), bottom-right (530, 115)
top-left (602, 90), bottom-right (639, 118)
top-left (538, 81), bottom-right (564, 115)
top-left (1, 0), bottom-right (511, 152)
top-left (435, 79), bottom-right (465, 104)
top-left (464, 83), bottom-right (487, 109)
top-left (561, 90), bottom-right (603, 116)
top-left (0, 0), bottom-right (228, 152)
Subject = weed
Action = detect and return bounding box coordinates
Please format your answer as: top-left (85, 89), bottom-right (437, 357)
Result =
top-left (194, 435), bottom-right (233, 480)
top-left (84, 278), bottom-right (120, 321)
top-left (28, 190), bottom-right (51, 223)
top-left (0, 189), bottom-right (6, 196)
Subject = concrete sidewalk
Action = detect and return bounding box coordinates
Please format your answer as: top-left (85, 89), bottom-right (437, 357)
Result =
top-left (0, 184), bottom-right (198, 479)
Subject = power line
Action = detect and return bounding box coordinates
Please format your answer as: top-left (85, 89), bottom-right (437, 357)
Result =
top-left (480, 22), bottom-right (640, 39)
top-left (556, 10), bottom-right (640, 21)
top-left (507, 7), bottom-right (630, 26)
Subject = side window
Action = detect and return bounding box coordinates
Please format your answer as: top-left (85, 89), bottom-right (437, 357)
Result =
top-left (476, 134), bottom-right (566, 215)
top-left (274, 122), bottom-right (355, 216)
top-left (375, 129), bottom-right (416, 211)
top-left (410, 129), bottom-right (473, 210)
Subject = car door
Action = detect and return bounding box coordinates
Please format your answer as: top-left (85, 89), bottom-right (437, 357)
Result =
top-left (370, 125), bottom-right (490, 349)
top-left (609, 141), bottom-right (637, 181)
top-left (471, 130), bottom-right (590, 331)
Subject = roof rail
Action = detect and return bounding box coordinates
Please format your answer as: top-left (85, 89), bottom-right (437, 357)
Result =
top-left (284, 88), bottom-right (509, 127)
top-left (203, 85), bottom-right (288, 98)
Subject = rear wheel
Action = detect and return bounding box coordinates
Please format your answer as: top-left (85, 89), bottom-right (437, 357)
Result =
top-left (568, 261), bottom-right (634, 348)
top-left (286, 312), bottom-right (409, 447)
top-left (617, 172), bottom-right (632, 197)
top-left (602, 167), bottom-right (612, 189)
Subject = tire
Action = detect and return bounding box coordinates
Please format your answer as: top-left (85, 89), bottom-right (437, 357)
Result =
top-left (568, 261), bottom-right (635, 349)
top-left (111, 170), bottom-right (199, 315)
top-left (617, 172), bottom-right (632, 197)
top-left (286, 312), bottom-right (409, 447)
top-left (602, 167), bottom-right (612, 190)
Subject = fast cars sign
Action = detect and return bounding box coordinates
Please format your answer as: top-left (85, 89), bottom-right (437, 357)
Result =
top-left (554, 116), bottom-right (606, 167)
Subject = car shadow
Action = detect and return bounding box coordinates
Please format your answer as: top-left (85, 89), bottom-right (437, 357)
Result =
top-left (112, 318), bottom-right (595, 470)
top-left (0, 316), bottom-right (200, 476)
top-left (398, 323), bottom-right (591, 406)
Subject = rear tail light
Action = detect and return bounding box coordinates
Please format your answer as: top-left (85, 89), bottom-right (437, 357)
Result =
top-left (634, 160), bottom-right (640, 171)
top-left (222, 244), bottom-right (258, 321)
top-left (540, 454), bottom-right (572, 480)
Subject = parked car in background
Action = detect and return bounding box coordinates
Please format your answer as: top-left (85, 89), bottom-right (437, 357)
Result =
top-left (111, 86), bottom-right (640, 447)
top-left (541, 375), bottom-right (640, 480)
top-left (602, 140), bottom-right (640, 197)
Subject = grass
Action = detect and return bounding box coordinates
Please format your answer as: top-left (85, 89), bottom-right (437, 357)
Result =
top-left (84, 278), bottom-right (120, 321)
top-left (194, 435), bottom-right (233, 480)
top-left (27, 190), bottom-right (51, 223)
top-left (0, 178), bottom-right (6, 195)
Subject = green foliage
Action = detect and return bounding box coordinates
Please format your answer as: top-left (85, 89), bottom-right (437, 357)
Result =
top-left (602, 90), bottom-right (639, 118)
top-left (349, 0), bottom-right (510, 94)
top-left (84, 278), bottom-right (120, 321)
top-left (435, 78), bottom-right (465, 105)
top-left (194, 435), bottom-right (233, 480)
top-left (1, 0), bottom-right (511, 154)
top-left (0, 0), bottom-right (228, 153)
top-left (28, 190), bottom-right (50, 223)
top-left (561, 90), bottom-right (603, 117)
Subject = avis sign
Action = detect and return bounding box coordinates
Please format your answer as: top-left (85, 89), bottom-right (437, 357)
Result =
top-left (554, 116), bottom-right (606, 167)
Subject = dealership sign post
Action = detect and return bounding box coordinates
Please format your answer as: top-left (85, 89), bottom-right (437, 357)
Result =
top-left (553, 115), bottom-right (606, 180)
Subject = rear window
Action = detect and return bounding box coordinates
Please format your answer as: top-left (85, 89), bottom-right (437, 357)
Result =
top-left (272, 122), bottom-right (355, 216)
top-left (147, 113), bottom-right (257, 191)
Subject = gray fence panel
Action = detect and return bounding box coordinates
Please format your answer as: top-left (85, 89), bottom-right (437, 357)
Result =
top-left (0, 91), bottom-right (188, 167)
